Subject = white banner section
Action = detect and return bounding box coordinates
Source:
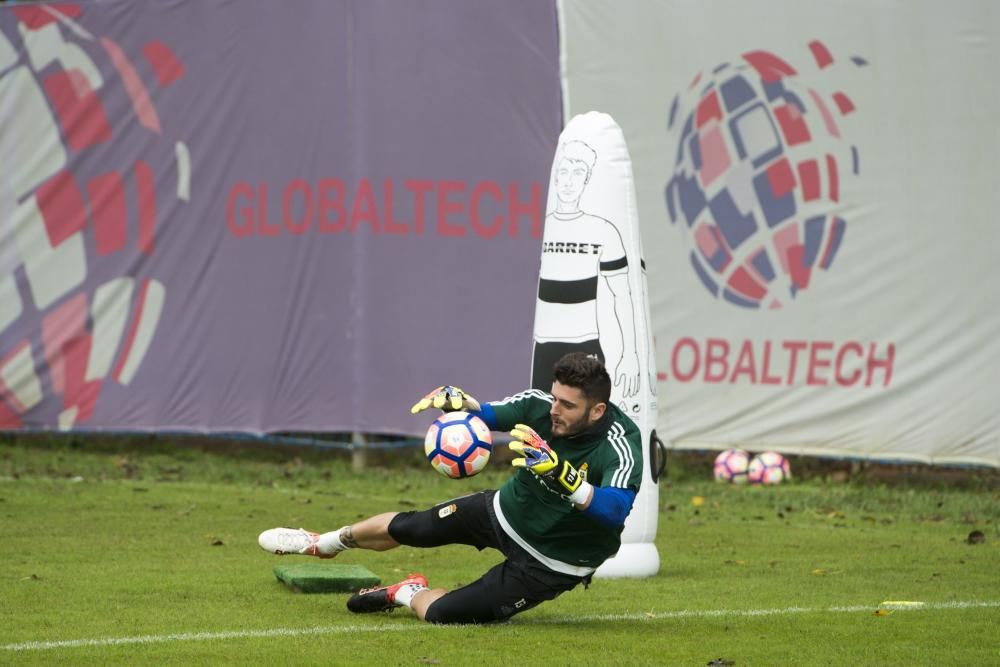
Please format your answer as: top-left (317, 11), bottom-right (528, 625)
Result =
top-left (560, 0), bottom-right (1000, 466)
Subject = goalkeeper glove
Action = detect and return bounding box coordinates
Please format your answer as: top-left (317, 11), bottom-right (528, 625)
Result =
top-left (509, 424), bottom-right (591, 505)
top-left (410, 386), bottom-right (482, 414)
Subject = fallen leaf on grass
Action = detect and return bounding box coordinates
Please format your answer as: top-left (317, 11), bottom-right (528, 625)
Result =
top-left (874, 609), bottom-right (891, 616)
top-left (723, 560), bottom-right (746, 566)
top-left (707, 659), bottom-right (735, 666)
top-left (691, 496), bottom-right (705, 507)
top-left (21, 574), bottom-right (41, 581)
top-left (211, 538), bottom-right (225, 546)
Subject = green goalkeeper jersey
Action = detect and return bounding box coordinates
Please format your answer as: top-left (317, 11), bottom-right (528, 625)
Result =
top-left (489, 389), bottom-right (643, 575)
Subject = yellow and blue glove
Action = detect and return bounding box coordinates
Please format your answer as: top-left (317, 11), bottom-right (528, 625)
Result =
top-left (410, 386), bottom-right (481, 414)
top-left (509, 424), bottom-right (590, 504)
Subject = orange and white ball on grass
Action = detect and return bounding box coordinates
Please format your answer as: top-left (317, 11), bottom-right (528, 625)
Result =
top-left (713, 448), bottom-right (751, 484)
top-left (424, 411), bottom-right (492, 478)
top-left (748, 451), bottom-right (792, 485)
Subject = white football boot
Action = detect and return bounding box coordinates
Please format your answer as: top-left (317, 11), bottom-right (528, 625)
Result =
top-left (257, 527), bottom-right (337, 558)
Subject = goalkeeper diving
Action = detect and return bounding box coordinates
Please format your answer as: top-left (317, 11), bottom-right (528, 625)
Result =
top-left (258, 352), bottom-right (642, 624)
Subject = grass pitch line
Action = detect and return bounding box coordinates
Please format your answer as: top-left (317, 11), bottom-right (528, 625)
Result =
top-left (562, 599), bottom-right (1000, 624)
top-left (3, 600), bottom-right (998, 652)
top-left (1, 623), bottom-right (428, 652)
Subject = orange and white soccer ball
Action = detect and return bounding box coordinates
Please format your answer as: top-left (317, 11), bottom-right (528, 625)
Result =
top-left (747, 452), bottom-right (791, 485)
top-left (713, 448), bottom-right (751, 484)
top-left (424, 411), bottom-right (492, 479)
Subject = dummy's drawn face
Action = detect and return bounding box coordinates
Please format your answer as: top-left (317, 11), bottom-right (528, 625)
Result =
top-left (555, 157), bottom-right (590, 204)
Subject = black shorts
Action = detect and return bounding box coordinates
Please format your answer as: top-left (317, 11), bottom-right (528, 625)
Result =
top-left (387, 490), bottom-right (585, 624)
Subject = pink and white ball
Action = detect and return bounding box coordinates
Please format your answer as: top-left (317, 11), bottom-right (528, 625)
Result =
top-left (713, 449), bottom-right (750, 484)
top-left (747, 452), bottom-right (792, 485)
top-left (424, 411), bottom-right (493, 479)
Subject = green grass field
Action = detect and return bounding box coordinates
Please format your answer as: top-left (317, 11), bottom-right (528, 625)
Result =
top-left (1, 436), bottom-right (998, 666)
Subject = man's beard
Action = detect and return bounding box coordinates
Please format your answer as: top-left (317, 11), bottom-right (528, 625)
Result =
top-left (552, 413), bottom-right (590, 437)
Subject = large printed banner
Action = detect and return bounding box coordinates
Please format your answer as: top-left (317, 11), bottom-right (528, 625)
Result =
top-left (0, 0), bottom-right (560, 434)
top-left (561, 0), bottom-right (1000, 466)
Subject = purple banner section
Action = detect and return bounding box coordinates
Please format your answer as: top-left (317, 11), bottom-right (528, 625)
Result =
top-left (0, 0), bottom-right (560, 435)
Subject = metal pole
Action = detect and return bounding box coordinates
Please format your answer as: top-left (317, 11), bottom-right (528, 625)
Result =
top-left (351, 431), bottom-right (367, 472)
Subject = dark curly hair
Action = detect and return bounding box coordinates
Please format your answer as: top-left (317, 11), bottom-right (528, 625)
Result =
top-left (552, 352), bottom-right (612, 405)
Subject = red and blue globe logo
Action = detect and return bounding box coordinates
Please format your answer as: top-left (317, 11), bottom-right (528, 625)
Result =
top-left (0, 5), bottom-right (188, 429)
top-left (665, 42), bottom-right (866, 309)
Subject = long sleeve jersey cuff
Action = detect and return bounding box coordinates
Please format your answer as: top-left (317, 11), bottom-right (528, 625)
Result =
top-left (582, 486), bottom-right (636, 528)
top-left (474, 403), bottom-right (498, 430)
